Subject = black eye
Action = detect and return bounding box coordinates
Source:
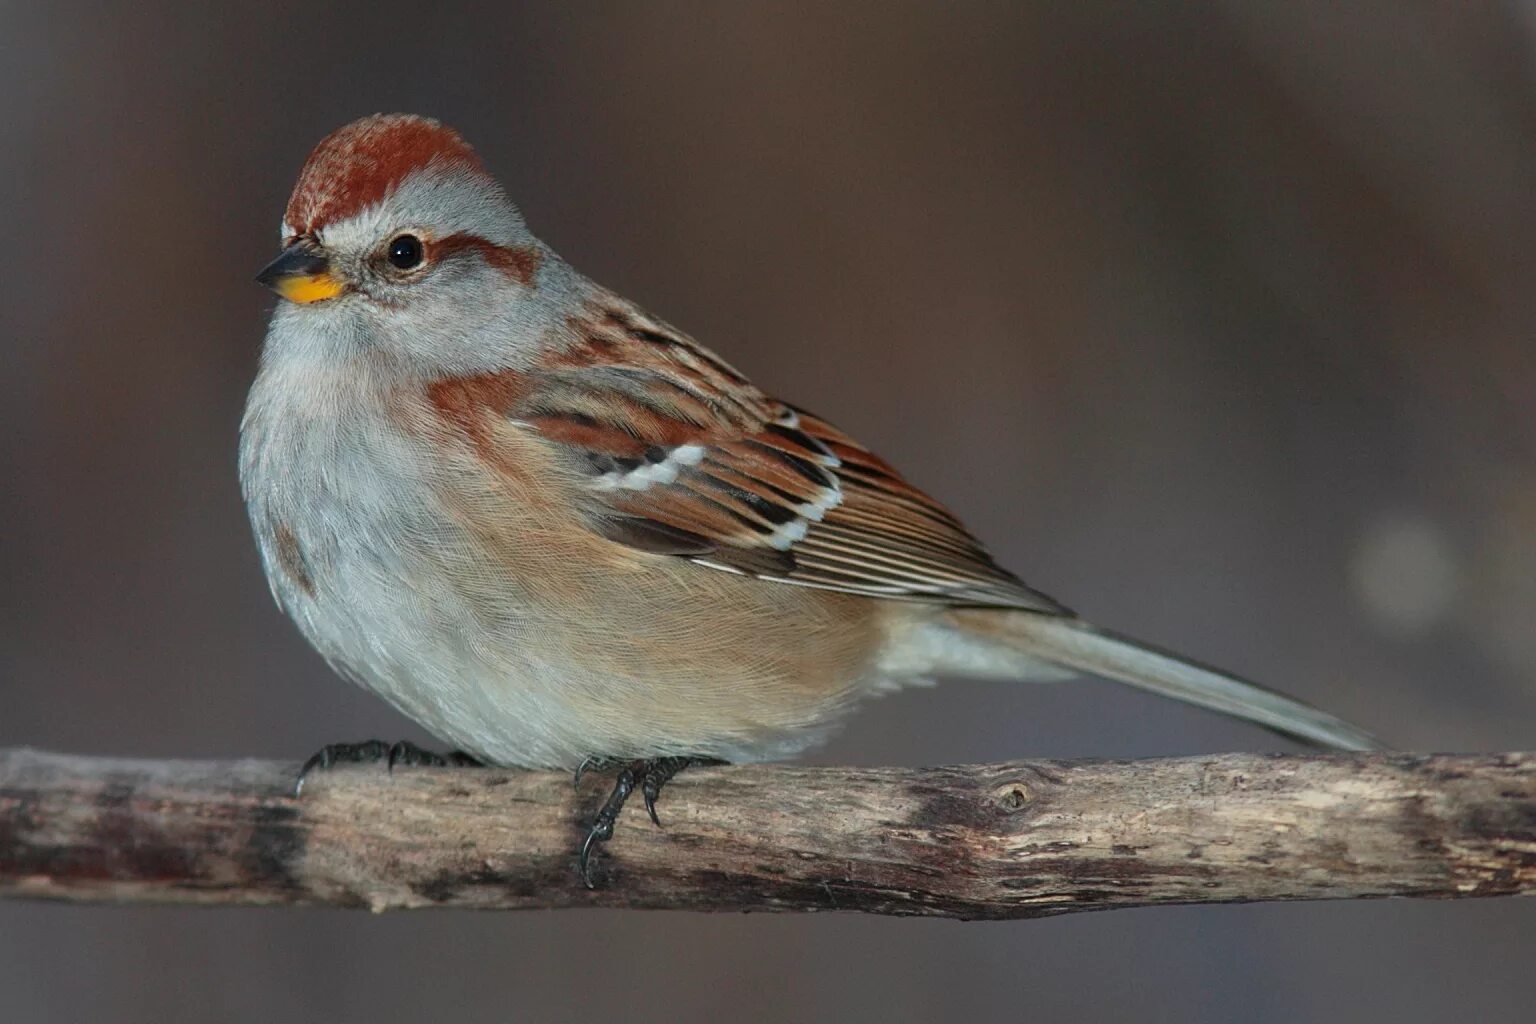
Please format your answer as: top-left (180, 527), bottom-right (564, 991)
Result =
top-left (387, 234), bottom-right (424, 270)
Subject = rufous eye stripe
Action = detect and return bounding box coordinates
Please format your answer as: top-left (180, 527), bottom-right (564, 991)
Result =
top-left (433, 232), bottom-right (542, 286)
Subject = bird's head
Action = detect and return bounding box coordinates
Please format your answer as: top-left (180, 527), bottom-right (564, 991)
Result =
top-left (257, 114), bottom-right (552, 374)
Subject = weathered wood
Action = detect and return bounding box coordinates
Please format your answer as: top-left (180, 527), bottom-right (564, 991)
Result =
top-left (0, 748), bottom-right (1531, 918)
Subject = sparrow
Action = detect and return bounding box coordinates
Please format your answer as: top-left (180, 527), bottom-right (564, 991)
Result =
top-left (241, 114), bottom-right (1380, 882)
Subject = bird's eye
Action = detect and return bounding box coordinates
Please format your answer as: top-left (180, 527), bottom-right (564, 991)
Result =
top-left (387, 234), bottom-right (425, 270)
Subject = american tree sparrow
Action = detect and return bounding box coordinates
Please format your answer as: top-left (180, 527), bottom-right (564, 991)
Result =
top-left (242, 114), bottom-right (1380, 882)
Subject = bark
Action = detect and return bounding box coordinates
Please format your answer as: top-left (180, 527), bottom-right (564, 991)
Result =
top-left (0, 748), bottom-right (1531, 919)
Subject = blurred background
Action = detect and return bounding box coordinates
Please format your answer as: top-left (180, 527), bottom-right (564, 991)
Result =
top-left (3, 2), bottom-right (1534, 1021)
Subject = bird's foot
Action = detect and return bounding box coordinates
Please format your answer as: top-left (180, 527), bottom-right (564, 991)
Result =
top-left (294, 740), bottom-right (483, 797)
top-left (577, 755), bottom-right (724, 887)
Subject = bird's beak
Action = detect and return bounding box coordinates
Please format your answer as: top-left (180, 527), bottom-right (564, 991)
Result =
top-left (256, 242), bottom-right (345, 304)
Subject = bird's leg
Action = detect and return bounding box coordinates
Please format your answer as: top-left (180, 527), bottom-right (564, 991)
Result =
top-left (294, 740), bottom-right (483, 797)
top-left (577, 756), bottom-right (725, 887)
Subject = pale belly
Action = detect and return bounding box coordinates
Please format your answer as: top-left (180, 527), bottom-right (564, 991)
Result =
top-left (245, 406), bottom-right (887, 769)
top-left (275, 524), bottom-right (886, 767)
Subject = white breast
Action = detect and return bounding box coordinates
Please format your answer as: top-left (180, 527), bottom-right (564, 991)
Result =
top-left (238, 310), bottom-right (891, 769)
top-left (239, 316), bottom-right (584, 766)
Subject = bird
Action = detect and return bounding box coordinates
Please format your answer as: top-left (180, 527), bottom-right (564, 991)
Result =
top-left (241, 113), bottom-right (1380, 884)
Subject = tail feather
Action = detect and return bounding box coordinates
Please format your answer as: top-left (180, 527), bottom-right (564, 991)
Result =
top-left (951, 610), bottom-right (1384, 751)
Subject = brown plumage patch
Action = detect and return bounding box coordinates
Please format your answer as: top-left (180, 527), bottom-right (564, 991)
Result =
top-left (523, 408), bottom-right (706, 454)
top-left (272, 523), bottom-right (315, 597)
top-left (285, 114), bottom-right (486, 234)
top-left (434, 233), bottom-right (542, 286)
top-left (426, 370), bottom-right (531, 457)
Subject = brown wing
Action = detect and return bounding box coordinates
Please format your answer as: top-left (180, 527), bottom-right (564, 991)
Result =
top-left (513, 303), bottom-right (1069, 613)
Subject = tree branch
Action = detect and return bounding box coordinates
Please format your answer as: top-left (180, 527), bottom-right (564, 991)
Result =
top-left (0, 748), bottom-right (1531, 919)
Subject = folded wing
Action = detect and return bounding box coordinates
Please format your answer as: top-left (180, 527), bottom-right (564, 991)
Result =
top-left (514, 303), bottom-right (1068, 613)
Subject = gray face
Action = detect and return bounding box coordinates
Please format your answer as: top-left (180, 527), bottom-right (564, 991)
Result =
top-left (266, 167), bottom-right (568, 377)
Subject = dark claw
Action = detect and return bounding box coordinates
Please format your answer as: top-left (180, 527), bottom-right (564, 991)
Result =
top-left (576, 756), bottom-right (725, 887)
top-left (641, 779), bottom-right (663, 827)
top-left (573, 755), bottom-right (619, 789)
top-left (577, 824), bottom-right (610, 885)
top-left (386, 740), bottom-right (483, 772)
top-left (295, 740), bottom-right (389, 797)
top-left (641, 756), bottom-right (711, 827)
top-left (294, 739), bottom-right (481, 797)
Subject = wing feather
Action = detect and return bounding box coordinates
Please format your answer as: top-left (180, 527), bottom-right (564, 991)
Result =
top-left (505, 301), bottom-right (1069, 613)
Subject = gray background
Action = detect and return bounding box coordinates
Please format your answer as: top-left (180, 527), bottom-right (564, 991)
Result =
top-left (3, 3), bottom-right (1534, 1022)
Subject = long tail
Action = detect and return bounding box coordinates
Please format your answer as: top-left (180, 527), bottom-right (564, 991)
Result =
top-left (949, 610), bottom-right (1383, 751)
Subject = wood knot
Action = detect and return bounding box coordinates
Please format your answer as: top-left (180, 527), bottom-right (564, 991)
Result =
top-left (994, 782), bottom-right (1032, 811)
